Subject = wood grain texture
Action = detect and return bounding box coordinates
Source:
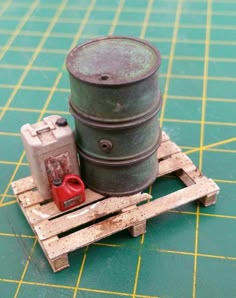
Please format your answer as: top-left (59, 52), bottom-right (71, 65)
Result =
top-left (35, 193), bottom-right (151, 241)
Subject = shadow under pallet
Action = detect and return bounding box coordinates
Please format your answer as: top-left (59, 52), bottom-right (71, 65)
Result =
top-left (11, 132), bottom-right (219, 272)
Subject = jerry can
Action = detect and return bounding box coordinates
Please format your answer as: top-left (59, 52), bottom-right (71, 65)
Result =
top-left (52, 174), bottom-right (86, 211)
top-left (21, 115), bottom-right (80, 199)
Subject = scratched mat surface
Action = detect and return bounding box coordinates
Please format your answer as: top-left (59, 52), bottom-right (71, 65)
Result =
top-left (0, 0), bottom-right (236, 297)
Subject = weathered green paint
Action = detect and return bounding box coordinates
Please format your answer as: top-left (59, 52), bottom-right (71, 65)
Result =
top-left (68, 73), bottom-right (159, 122)
top-left (78, 146), bottom-right (159, 197)
top-left (70, 98), bottom-right (161, 160)
top-left (66, 36), bottom-right (162, 196)
top-left (66, 36), bottom-right (160, 85)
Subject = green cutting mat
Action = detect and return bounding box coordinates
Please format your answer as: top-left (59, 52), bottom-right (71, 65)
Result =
top-left (0, 0), bottom-right (236, 297)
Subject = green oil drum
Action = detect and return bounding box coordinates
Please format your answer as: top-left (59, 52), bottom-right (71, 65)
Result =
top-left (66, 36), bottom-right (162, 196)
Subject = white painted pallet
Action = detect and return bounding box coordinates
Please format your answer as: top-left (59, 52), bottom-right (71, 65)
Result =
top-left (11, 132), bottom-right (219, 272)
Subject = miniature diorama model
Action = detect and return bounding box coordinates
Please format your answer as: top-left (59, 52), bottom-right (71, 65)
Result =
top-left (11, 36), bottom-right (219, 272)
top-left (23, 36), bottom-right (162, 207)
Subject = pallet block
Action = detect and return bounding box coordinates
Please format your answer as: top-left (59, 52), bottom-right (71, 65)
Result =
top-left (11, 132), bottom-right (219, 272)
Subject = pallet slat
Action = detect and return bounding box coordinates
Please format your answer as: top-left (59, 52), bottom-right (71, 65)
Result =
top-left (161, 131), bottom-right (170, 142)
top-left (45, 177), bottom-right (219, 260)
top-left (157, 140), bottom-right (181, 159)
top-left (35, 193), bottom-right (151, 241)
top-left (11, 176), bottom-right (35, 195)
top-left (25, 188), bottom-right (105, 225)
top-left (18, 190), bottom-right (46, 208)
top-left (158, 152), bottom-right (191, 176)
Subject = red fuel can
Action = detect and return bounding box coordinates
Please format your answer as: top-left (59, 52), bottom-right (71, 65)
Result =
top-left (52, 174), bottom-right (86, 211)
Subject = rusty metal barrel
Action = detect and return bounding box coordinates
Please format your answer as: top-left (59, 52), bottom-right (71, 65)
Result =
top-left (66, 36), bottom-right (162, 196)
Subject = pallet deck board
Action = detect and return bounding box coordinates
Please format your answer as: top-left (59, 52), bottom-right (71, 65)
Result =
top-left (23, 188), bottom-right (106, 225)
top-left (18, 190), bottom-right (45, 208)
top-left (35, 193), bottom-right (151, 241)
top-left (11, 131), bottom-right (220, 272)
top-left (11, 176), bottom-right (35, 195)
top-left (44, 177), bottom-right (218, 260)
top-left (157, 140), bottom-right (181, 160)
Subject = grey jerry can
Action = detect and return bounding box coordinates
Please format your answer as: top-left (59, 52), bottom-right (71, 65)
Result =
top-left (21, 115), bottom-right (80, 199)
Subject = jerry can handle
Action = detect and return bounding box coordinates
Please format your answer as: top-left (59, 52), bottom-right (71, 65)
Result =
top-left (64, 174), bottom-right (85, 190)
top-left (27, 119), bottom-right (56, 136)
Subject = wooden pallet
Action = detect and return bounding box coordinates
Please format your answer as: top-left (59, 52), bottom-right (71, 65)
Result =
top-left (11, 131), bottom-right (219, 272)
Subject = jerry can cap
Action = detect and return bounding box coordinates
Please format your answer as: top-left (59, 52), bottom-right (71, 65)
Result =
top-left (56, 118), bottom-right (68, 127)
top-left (53, 177), bottom-right (62, 186)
